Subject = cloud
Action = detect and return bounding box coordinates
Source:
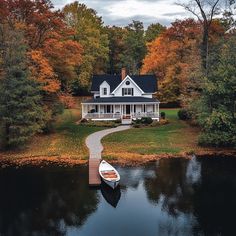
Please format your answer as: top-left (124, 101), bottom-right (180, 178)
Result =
top-left (51, 0), bottom-right (191, 27)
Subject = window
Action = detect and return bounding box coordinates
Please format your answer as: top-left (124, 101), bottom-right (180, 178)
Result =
top-left (126, 81), bottom-right (130, 85)
top-left (103, 87), bottom-right (107, 95)
top-left (122, 88), bottom-right (134, 96)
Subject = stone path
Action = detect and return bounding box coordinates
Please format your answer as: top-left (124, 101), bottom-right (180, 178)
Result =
top-left (86, 125), bottom-right (131, 159)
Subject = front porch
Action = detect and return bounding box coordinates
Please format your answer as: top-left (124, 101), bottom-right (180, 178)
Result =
top-left (82, 103), bottom-right (160, 120)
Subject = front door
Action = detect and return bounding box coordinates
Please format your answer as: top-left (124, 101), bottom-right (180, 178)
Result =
top-left (126, 105), bottom-right (131, 115)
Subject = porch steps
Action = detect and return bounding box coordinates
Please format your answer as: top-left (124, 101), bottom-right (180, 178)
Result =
top-left (122, 116), bottom-right (132, 125)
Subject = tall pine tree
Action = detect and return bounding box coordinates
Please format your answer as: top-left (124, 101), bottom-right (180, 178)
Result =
top-left (0, 25), bottom-right (45, 149)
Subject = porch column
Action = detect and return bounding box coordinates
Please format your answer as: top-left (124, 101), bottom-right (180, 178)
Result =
top-left (158, 103), bottom-right (160, 118)
top-left (82, 104), bottom-right (84, 118)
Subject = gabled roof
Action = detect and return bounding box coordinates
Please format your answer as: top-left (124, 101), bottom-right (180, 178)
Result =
top-left (91, 75), bottom-right (121, 92)
top-left (91, 74), bottom-right (157, 93)
top-left (131, 75), bottom-right (157, 93)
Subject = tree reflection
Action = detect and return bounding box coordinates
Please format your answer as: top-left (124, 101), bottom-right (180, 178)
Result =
top-left (144, 158), bottom-right (201, 217)
top-left (0, 167), bottom-right (99, 236)
top-left (192, 157), bottom-right (236, 236)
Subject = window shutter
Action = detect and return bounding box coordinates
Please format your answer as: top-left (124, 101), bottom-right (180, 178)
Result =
top-left (132, 88), bottom-right (134, 96)
top-left (122, 88), bottom-right (124, 96)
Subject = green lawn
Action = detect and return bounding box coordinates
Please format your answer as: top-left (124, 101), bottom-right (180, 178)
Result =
top-left (102, 109), bottom-right (200, 158)
top-left (1, 108), bottom-right (104, 159)
top-left (1, 107), bottom-right (201, 161)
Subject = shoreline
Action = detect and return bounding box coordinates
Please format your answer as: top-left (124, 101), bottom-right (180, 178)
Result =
top-left (1, 149), bottom-right (236, 169)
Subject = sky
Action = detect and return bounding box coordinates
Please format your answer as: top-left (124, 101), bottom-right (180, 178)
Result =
top-left (52, 0), bottom-right (191, 27)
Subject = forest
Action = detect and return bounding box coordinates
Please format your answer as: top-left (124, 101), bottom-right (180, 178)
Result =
top-left (0, 0), bottom-right (235, 150)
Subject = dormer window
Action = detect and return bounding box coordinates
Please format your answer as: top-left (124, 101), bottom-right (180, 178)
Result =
top-left (122, 88), bottom-right (134, 96)
top-left (103, 88), bottom-right (107, 95)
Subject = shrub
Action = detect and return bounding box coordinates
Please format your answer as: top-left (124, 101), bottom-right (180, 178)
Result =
top-left (114, 119), bottom-right (121, 124)
top-left (80, 118), bottom-right (88, 123)
top-left (160, 112), bottom-right (166, 119)
top-left (133, 124), bottom-right (141, 128)
top-left (141, 117), bottom-right (153, 125)
top-left (134, 119), bottom-right (142, 124)
top-left (149, 119), bottom-right (169, 127)
top-left (198, 108), bottom-right (236, 147)
top-left (178, 109), bottom-right (191, 120)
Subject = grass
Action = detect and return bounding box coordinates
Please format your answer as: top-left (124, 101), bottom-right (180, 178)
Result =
top-left (0, 103), bottom-right (203, 163)
top-left (1, 105), bottom-right (105, 160)
top-left (102, 109), bottom-right (201, 159)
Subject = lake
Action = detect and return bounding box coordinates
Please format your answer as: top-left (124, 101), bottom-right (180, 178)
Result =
top-left (0, 156), bottom-right (236, 236)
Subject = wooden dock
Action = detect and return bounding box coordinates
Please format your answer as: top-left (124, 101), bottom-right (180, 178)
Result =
top-left (89, 158), bottom-right (101, 186)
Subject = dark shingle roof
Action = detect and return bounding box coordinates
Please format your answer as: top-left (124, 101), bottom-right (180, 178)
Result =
top-left (131, 75), bottom-right (157, 93)
top-left (83, 97), bottom-right (159, 104)
top-left (91, 75), bottom-right (121, 92)
top-left (91, 74), bottom-right (157, 93)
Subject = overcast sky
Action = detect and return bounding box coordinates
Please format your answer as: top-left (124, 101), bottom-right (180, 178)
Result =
top-left (52, 0), bottom-right (191, 27)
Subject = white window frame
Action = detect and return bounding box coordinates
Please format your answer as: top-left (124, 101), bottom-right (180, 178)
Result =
top-left (103, 87), bottom-right (107, 95)
top-left (122, 88), bottom-right (133, 96)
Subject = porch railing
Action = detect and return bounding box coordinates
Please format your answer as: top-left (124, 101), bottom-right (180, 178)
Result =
top-left (84, 112), bottom-right (159, 119)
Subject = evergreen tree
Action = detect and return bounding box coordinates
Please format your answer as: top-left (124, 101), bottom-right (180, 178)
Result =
top-left (0, 26), bottom-right (45, 148)
top-left (196, 35), bottom-right (236, 147)
top-left (145, 23), bottom-right (166, 43)
top-left (123, 21), bottom-right (146, 74)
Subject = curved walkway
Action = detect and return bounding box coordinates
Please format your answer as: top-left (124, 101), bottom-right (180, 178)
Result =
top-left (86, 125), bottom-right (131, 159)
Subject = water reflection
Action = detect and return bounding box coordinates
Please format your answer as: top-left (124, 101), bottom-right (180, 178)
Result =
top-left (186, 155), bottom-right (201, 184)
top-left (0, 167), bottom-right (99, 235)
top-left (100, 182), bottom-right (121, 208)
top-left (0, 157), bottom-right (236, 236)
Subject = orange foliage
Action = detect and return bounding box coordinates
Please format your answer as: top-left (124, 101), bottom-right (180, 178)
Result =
top-left (29, 50), bottom-right (60, 93)
top-left (59, 93), bottom-right (76, 109)
top-left (142, 19), bottom-right (201, 79)
top-left (43, 38), bottom-right (83, 68)
top-left (0, 0), bottom-right (83, 93)
top-left (141, 19), bottom-right (202, 102)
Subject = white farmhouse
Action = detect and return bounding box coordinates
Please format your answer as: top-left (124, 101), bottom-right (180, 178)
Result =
top-left (82, 69), bottom-right (160, 124)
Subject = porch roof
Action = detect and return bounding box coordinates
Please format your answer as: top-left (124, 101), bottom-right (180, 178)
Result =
top-left (82, 97), bottom-right (160, 104)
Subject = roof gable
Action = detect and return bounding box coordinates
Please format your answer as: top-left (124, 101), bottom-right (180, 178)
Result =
top-left (111, 75), bottom-right (144, 94)
top-left (90, 74), bottom-right (157, 93)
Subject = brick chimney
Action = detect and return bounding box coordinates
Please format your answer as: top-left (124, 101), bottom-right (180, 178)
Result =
top-left (121, 68), bottom-right (127, 80)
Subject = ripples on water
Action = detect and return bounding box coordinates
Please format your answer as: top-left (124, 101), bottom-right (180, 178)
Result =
top-left (0, 157), bottom-right (236, 236)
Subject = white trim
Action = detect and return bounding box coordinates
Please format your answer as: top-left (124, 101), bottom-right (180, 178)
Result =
top-left (111, 75), bottom-right (144, 94)
top-left (82, 102), bottom-right (160, 105)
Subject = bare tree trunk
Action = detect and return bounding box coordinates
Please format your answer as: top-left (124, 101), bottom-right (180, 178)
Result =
top-left (202, 25), bottom-right (209, 71)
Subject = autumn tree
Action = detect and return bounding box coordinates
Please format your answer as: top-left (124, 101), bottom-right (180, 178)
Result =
top-left (145, 23), bottom-right (166, 43)
top-left (142, 19), bottom-right (202, 103)
top-left (63, 2), bottom-right (109, 91)
top-left (177, 0), bottom-right (226, 71)
top-left (0, 0), bottom-right (83, 93)
top-left (0, 26), bottom-right (45, 148)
